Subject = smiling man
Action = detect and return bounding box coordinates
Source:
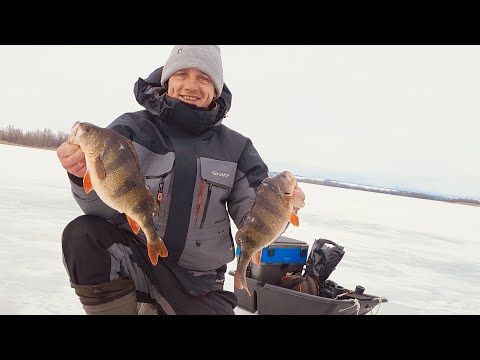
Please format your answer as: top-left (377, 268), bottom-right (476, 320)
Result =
top-left (162, 45), bottom-right (223, 108)
top-left (166, 68), bottom-right (216, 108)
top-left (57, 45), bottom-right (273, 315)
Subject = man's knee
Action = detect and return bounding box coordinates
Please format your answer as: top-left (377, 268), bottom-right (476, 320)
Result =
top-left (62, 215), bottom-right (117, 255)
top-left (63, 214), bottom-right (100, 236)
top-left (62, 215), bottom-right (132, 285)
top-left (63, 215), bottom-right (97, 252)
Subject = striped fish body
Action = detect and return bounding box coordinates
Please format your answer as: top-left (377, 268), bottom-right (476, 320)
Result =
top-left (234, 171), bottom-right (305, 296)
top-left (68, 121), bottom-right (168, 265)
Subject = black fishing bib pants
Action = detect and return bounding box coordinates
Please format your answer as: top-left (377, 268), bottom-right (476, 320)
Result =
top-left (62, 215), bottom-right (237, 315)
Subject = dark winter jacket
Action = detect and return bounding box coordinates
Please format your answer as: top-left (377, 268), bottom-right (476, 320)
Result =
top-left (68, 67), bottom-right (269, 292)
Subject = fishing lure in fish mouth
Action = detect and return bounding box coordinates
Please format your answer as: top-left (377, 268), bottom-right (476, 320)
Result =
top-left (69, 121), bottom-right (168, 265)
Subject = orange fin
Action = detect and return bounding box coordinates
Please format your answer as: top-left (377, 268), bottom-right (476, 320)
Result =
top-left (83, 170), bottom-right (93, 194)
top-left (234, 272), bottom-right (251, 297)
top-left (147, 239), bottom-right (169, 266)
top-left (126, 215), bottom-right (140, 234)
top-left (290, 211), bottom-right (299, 226)
top-left (252, 250), bottom-right (262, 267)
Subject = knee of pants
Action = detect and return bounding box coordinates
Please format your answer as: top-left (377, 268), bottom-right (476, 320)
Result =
top-left (62, 215), bottom-right (112, 258)
top-left (62, 215), bottom-right (132, 285)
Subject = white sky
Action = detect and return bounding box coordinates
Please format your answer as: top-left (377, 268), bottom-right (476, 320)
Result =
top-left (2, 144), bottom-right (479, 315)
top-left (1, 45), bottom-right (479, 199)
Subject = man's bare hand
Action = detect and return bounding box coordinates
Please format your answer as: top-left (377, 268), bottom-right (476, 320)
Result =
top-left (57, 141), bottom-right (87, 178)
top-left (293, 186), bottom-right (305, 213)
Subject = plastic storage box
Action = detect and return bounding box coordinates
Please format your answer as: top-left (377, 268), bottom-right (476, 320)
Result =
top-left (235, 236), bottom-right (308, 285)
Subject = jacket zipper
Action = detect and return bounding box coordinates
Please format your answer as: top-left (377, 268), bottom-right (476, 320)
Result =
top-left (162, 172), bottom-right (174, 219)
top-left (157, 176), bottom-right (165, 203)
top-left (200, 182), bottom-right (213, 229)
top-left (146, 175), bottom-right (165, 204)
top-left (195, 179), bottom-right (205, 225)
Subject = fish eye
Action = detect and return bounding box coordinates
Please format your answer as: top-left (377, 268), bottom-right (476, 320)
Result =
top-left (84, 125), bottom-right (90, 132)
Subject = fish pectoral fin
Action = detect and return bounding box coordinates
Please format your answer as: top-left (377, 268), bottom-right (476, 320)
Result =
top-left (252, 250), bottom-right (262, 267)
top-left (126, 215), bottom-right (140, 234)
top-left (94, 155), bottom-right (106, 180)
top-left (290, 211), bottom-right (300, 226)
top-left (83, 170), bottom-right (93, 194)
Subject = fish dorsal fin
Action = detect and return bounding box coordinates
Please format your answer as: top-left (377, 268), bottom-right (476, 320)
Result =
top-left (94, 155), bottom-right (106, 180)
top-left (119, 136), bottom-right (141, 172)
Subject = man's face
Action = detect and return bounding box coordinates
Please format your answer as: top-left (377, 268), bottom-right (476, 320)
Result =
top-left (167, 68), bottom-right (216, 108)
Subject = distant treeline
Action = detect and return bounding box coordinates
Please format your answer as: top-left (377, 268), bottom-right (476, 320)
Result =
top-left (297, 178), bottom-right (480, 207)
top-left (0, 125), bottom-right (68, 149)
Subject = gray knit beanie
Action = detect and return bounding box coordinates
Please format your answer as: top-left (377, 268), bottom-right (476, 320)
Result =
top-left (161, 45), bottom-right (224, 98)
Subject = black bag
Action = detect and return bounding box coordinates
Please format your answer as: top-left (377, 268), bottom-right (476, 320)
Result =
top-left (305, 238), bottom-right (345, 283)
top-left (318, 279), bottom-right (339, 299)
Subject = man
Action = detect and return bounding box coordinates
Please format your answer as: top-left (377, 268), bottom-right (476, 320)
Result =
top-left (57, 45), bottom-right (270, 315)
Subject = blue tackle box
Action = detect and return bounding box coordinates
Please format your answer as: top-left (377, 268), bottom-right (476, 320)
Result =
top-left (235, 236), bottom-right (309, 285)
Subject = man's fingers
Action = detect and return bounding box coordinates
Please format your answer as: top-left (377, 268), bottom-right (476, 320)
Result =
top-left (60, 146), bottom-right (86, 169)
top-left (57, 140), bottom-right (87, 177)
top-left (67, 162), bottom-right (87, 178)
top-left (293, 186), bottom-right (305, 201)
top-left (76, 165), bottom-right (87, 178)
top-left (292, 186), bottom-right (305, 210)
top-left (66, 162), bottom-right (84, 172)
top-left (69, 147), bottom-right (86, 165)
top-left (57, 142), bottom-right (79, 159)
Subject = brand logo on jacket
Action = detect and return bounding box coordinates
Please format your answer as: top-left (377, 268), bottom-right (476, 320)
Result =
top-left (212, 171), bottom-right (230, 178)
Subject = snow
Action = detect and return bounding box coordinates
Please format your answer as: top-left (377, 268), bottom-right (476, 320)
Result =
top-left (1, 144), bottom-right (479, 315)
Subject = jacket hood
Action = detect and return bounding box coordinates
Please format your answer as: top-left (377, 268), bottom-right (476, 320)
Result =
top-left (133, 67), bottom-right (232, 126)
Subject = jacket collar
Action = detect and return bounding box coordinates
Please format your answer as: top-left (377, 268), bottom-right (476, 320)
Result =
top-left (133, 66), bottom-right (232, 130)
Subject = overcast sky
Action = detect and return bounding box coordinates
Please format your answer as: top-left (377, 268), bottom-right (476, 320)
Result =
top-left (1, 45), bottom-right (479, 199)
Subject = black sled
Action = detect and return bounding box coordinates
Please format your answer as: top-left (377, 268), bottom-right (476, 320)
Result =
top-left (230, 236), bottom-right (388, 315)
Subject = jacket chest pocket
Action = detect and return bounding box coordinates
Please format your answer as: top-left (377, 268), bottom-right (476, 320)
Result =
top-left (195, 157), bottom-right (237, 230)
top-left (144, 155), bottom-right (175, 228)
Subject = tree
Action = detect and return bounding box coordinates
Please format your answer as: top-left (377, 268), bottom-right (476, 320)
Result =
top-left (0, 125), bottom-right (69, 149)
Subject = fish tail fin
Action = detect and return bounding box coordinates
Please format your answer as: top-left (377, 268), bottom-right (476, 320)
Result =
top-left (157, 239), bottom-right (168, 258)
top-left (234, 271), bottom-right (251, 297)
top-left (147, 238), bottom-right (169, 266)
